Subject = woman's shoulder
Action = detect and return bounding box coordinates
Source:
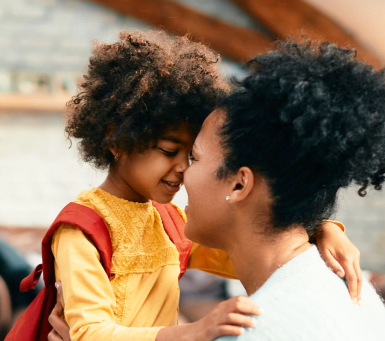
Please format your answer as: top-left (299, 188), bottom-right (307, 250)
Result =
top-left (235, 247), bottom-right (385, 341)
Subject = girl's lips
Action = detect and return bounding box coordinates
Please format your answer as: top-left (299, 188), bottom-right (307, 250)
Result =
top-left (161, 180), bottom-right (181, 194)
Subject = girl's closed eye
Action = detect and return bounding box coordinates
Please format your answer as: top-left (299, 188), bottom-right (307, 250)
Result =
top-left (159, 148), bottom-right (179, 157)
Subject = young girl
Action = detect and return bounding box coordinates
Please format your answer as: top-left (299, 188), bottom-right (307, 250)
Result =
top-left (47, 31), bottom-right (359, 341)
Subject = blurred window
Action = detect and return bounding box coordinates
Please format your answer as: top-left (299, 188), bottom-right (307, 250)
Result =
top-left (0, 71), bottom-right (12, 93)
top-left (53, 72), bottom-right (79, 96)
top-left (16, 72), bottom-right (51, 94)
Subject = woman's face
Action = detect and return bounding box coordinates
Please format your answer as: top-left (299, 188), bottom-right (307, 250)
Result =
top-left (184, 110), bottom-right (234, 248)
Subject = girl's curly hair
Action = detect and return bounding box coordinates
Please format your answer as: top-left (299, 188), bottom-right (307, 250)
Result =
top-left (65, 30), bottom-right (229, 168)
top-left (219, 40), bottom-right (385, 235)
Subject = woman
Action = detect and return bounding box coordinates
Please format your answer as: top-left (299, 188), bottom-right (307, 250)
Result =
top-left (47, 40), bottom-right (370, 341)
top-left (185, 41), bottom-right (385, 340)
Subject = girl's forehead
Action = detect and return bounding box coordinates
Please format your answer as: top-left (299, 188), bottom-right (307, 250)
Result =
top-left (160, 123), bottom-right (196, 145)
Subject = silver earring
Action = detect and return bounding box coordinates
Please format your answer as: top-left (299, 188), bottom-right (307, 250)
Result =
top-left (225, 195), bottom-right (231, 201)
top-left (114, 154), bottom-right (119, 162)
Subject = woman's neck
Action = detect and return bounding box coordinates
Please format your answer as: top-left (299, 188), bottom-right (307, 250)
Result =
top-left (225, 224), bottom-right (311, 296)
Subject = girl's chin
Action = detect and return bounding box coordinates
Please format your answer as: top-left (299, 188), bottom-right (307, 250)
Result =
top-left (151, 192), bottom-right (176, 204)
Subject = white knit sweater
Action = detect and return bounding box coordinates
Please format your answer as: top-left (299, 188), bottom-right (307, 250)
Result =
top-left (218, 246), bottom-right (385, 341)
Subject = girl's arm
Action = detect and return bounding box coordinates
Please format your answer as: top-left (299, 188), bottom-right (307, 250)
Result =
top-left (52, 225), bottom-right (162, 341)
top-left (49, 287), bottom-right (261, 341)
top-left (52, 225), bottom-right (262, 341)
top-left (179, 196), bottom-right (360, 298)
top-left (188, 219), bottom-right (362, 304)
top-left (315, 221), bottom-right (362, 304)
top-left (188, 243), bottom-right (238, 279)
top-left (156, 296), bottom-right (261, 341)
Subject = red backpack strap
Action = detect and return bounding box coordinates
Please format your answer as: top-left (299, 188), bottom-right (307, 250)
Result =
top-left (20, 202), bottom-right (112, 291)
top-left (20, 264), bottom-right (42, 292)
top-left (152, 201), bottom-right (192, 279)
top-left (7, 203), bottom-right (112, 341)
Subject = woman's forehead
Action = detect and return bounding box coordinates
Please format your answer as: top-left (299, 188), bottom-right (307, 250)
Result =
top-left (195, 110), bottom-right (225, 152)
top-left (201, 110), bottom-right (224, 135)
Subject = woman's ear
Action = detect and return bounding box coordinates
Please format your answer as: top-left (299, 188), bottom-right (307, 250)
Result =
top-left (109, 146), bottom-right (119, 159)
top-left (228, 167), bottom-right (255, 202)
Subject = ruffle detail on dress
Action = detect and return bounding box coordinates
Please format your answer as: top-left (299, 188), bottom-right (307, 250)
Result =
top-left (111, 246), bottom-right (180, 274)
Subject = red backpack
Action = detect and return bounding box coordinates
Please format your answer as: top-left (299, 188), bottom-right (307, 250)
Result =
top-left (5, 201), bottom-right (192, 341)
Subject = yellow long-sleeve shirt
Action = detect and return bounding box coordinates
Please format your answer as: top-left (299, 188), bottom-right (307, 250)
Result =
top-left (52, 188), bottom-right (237, 341)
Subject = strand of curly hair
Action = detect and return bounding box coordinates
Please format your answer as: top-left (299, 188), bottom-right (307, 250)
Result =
top-left (66, 30), bottom-right (229, 169)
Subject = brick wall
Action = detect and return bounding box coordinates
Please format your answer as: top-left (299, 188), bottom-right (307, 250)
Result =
top-left (0, 0), bottom-right (245, 95)
top-left (0, 0), bottom-right (148, 74)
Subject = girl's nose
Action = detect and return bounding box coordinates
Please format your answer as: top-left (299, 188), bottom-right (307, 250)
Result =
top-left (175, 154), bottom-right (189, 173)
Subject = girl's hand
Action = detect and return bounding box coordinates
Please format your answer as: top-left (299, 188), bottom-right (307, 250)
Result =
top-left (316, 221), bottom-right (362, 305)
top-left (156, 296), bottom-right (262, 341)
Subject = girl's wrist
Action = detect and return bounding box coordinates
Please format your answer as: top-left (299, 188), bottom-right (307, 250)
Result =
top-left (323, 219), bottom-right (345, 232)
top-left (312, 220), bottom-right (342, 245)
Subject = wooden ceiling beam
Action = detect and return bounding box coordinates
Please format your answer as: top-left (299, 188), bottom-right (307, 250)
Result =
top-left (230, 0), bottom-right (382, 68)
top-left (88, 0), bottom-right (272, 63)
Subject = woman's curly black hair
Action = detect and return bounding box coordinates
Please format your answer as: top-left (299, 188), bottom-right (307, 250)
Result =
top-left (219, 40), bottom-right (385, 235)
top-left (65, 30), bottom-right (229, 168)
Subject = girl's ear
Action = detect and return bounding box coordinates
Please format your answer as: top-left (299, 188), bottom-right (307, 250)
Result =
top-left (106, 125), bottom-right (118, 158)
top-left (228, 167), bottom-right (255, 202)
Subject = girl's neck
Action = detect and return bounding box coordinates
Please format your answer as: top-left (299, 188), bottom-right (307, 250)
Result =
top-left (225, 224), bottom-right (311, 296)
top-left (99, 172), bottom-right (149, 203)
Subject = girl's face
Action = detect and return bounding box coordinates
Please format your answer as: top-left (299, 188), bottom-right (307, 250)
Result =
top-left (112, 123), bottom-right (195, 203)
top-left (184, 110), bottom-right (233, 248)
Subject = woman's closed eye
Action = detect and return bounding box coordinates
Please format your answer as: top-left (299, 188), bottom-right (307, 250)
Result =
top-left (188, 150), bottom-right (197, 165)
top-left (159, 148), bottom-right (179, 157)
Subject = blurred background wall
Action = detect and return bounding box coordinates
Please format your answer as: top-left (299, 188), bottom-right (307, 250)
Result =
top-left (0, 0), bottom-right (385, 272)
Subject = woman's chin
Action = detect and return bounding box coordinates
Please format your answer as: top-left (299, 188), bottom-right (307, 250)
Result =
top-left (184, 222), bottom-right (193, 240)
top-left (184, 222), bottom-right (201, 244)
top-left (185, 222), bottom-right (215, 248)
